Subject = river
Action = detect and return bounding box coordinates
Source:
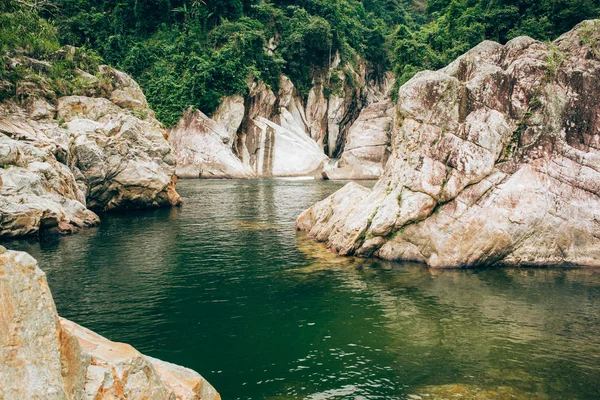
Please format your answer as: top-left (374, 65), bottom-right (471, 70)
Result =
top-left (6, 179), bottom-right (600, 399)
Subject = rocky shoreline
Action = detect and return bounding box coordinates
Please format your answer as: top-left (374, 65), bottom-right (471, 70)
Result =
top-left (297, 20), bottom-right (600, 268)
top-left (0, 61), bottom-right (181, 239)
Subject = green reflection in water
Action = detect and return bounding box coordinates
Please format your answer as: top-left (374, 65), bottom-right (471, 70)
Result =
top-left (5, 179), bottom-right (600, 399)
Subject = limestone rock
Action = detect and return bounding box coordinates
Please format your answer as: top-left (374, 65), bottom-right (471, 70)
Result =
top-left (0, 248), bottom-right (221, 400)
top-left (305, 84), bottom-right (328, 147)
top-left (0, 109), bottom-right (100, 238)
top-left (298, 20), bottom-right (600, 268)
top-left (57, 96), bottom-right (181, 210)
top-left (169, 108), bottom-right (255, 178)
top-left (325, 66), bottom-right (366, 158)
top-left (278, 75), bottom-right (309, 135)
top-left (101, 65), bottom-right (152, 113)
top-left (324, 100), bottom-right (394, 180)
top-left (246, 79), bottom-right (277, 122)
top-left (211, 94), bottom-right (245, 143)
top-left (0, 249), bottom-right (68, 399)
top-left (239, 115), bottom-right (327, 177)
top-left (0, 62), bottom-right (182, 238)
top-left (176, 61), bottom-right (390, 180)
top-left (27, 97), bottom-right (56, 120)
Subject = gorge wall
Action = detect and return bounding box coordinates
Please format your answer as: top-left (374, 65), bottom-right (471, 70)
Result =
top-left (0, 246), bottom-right (220, 400)
top-left (168, 58), bottom-right (396, 179)
top-left (0, 51), bottom-right (181, 239)
top-left (297, 20), bottom-right (600, 268)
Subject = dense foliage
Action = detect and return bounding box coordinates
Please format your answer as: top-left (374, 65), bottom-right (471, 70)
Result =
top-left (0, 1), bottom-right (105, 101)
top-left (389, 0), bottom-right (600, 96)
top-left (43, 0), bottom-right (410, 125)
top-left (1, 0), bottom-right (599, 125)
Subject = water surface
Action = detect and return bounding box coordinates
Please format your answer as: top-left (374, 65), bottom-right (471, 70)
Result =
top-left (6, 179), bottom-right (600, 399)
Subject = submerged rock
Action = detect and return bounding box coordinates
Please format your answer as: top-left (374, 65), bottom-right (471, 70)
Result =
top-left (297, 20), bottom-right (600, 268)
top-left (410, 383), bottom-right (542, 399)
top-left (0, 247), bottom-right (221, 400)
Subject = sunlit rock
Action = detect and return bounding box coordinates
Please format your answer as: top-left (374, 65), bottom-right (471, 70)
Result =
top-left (0, 247), bottom-right (221, 400)
top-left (169, 108), bottom-right (255, 178)
top-left (298, 20), bottom-right (600, 268)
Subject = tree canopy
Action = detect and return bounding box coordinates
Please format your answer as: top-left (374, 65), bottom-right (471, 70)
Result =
top-left (1, 0), bottom-right (598, 125)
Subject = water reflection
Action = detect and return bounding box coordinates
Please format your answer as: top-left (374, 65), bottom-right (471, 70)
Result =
top-left (296, 235), bottom-right (600, 399)
top-left (4, 179), bottom-right (600, 400)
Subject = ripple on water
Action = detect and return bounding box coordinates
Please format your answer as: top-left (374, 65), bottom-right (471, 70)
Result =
top-left (4, 179), bottom-right (600, 400)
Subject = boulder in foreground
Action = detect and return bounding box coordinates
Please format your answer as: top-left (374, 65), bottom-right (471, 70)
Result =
top-left (0, 247), bottom-right (220, 399)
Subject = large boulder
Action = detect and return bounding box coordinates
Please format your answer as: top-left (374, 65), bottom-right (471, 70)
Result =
top-left (0, 105), bottom-right (100, 238)
top-left (169, 108), bottom-right (255, 178)
top-left (0, 247), bottom-right (221, 400)
top-left (297, 20), bottom-right (600, 268)
top-left (58, 95), bottom-right (181, 210)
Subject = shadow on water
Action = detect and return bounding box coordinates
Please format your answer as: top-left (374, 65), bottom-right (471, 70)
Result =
top-left (5, 179), bottom-right (600, 399)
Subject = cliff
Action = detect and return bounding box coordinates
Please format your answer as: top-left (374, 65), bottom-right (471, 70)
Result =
top-left (168, 59), bottom-right (395, 179)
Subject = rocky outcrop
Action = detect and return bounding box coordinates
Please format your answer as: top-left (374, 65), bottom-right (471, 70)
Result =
top-left (234, 76), bottom-right (328, 176)
top-left (0, 113), bottom-right (100, 237)
top-left (0, 63), bottom-right (181, 238)
top-left (297, 20), bottom-right (600, 268)
top-left (325, 66), bottom-right (367, 158)
top-left (0, 247), bottom-right (220, 400)
top-left (168, 108), bottom-right (254, 178)
top-left (323, 99), bottom-right (394, 180)
top-left (211, 94), bottom-right (245, 142)
top-left (240, 113), bottom-right (328, 176)
top-left (173, 57), bottom-right (394, 179)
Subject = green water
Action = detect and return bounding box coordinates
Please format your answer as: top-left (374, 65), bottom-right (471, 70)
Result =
top-left (6, 179), bottom-right (600, 399)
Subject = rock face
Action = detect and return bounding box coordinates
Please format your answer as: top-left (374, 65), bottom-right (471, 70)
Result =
top-left (0, 247), bottom-right (221, 400)
top-left (168, 108), bottom-right (254, 178)
top-left (173, 60), bottom-right (394, 179)
top-left (0, 115), bottom-right (100, 237)
top-left (0, 64), bottom-right (181, 238)
top-left (241, 113), bottom-right (328, 177)
top-left (323, 99), bottom-right (394, 180)
top-left (297, 20), bottom-right (600, 268)
top-left (211, 94), bottom-right (245, 142)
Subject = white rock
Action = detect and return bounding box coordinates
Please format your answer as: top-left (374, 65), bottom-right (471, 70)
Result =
top-left (298, 21), bottom-right (600, 268)
top-left (169, 108), bottom-right (255, 178)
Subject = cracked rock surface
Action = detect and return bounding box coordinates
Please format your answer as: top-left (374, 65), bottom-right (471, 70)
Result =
top-left (0, 66), bottom-right (181, 238)
top-left (297, 20), bottom-right (600, 268)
